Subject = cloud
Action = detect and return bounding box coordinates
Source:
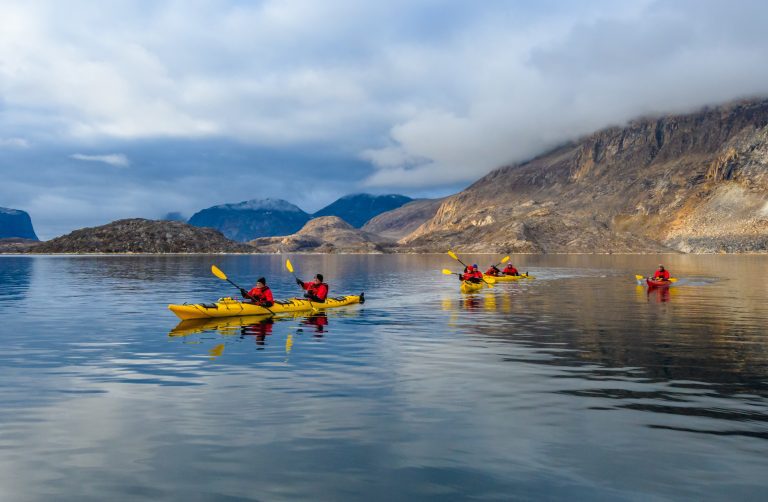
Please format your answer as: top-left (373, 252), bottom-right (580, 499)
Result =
top-left (0, 138), bottom-right (30, 148)
top-left (2, 0), bottom-right (768, 236)
top-left (70, 153), bottom-right (130, 167)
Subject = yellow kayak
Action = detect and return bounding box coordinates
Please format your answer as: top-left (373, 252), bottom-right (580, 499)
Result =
top-left (483, 273), bottom-right (535, 281)
top-left (460, 280), bottom-right (485, 293)
top-left (169, 294), bottom-right (364, 320)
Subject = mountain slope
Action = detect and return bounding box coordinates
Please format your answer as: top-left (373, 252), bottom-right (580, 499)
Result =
top-left (32, 219), bottom-right (251, 253)
top-left (249, 216), bottom-right (386, 253)
top-left (361, 198), bottom-right (444, 241)
top-left (313, 194), bottom-right (412, 228)
top-left (0, 208), bottom-right (38, 240)
top-left (188, 198), bottom-right (310, 241)
top-left (400, 99), bottom-right (768, 253)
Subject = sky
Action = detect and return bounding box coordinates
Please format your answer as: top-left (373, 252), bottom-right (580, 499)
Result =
top-left (1, 0), bottom-right (768, 239)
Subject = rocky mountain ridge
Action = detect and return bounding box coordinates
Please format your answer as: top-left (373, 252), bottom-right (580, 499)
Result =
top-left (188, 198), bottom-right (311, 242)
top-left (249, 216), bottom-right (387, 253)
top-left (29, 219), bottom-right (251, 253)
top-left (0, 207), bottom-right (38, 240)
top-left (312, 193), bottom-right (413, 228)
top-left (400, 99), bottom-right (768, 253)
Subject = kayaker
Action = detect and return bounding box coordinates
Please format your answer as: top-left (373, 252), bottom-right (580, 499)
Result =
top-left (240, 277), bottom-right (274, 307)
top-left (296, 274), bottom-right (329, 303)
top-left (461, 264), bottom-right (484, 283)
top-left (502, 263), bottom-right (520, 276)
top-left (485, 264), bottom-right (501, 276)
top-left (651, 265), bottom-right (671, 281)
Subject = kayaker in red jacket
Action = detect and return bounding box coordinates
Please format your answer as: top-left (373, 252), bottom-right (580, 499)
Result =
top-left (502, 263), bottom-right (520, 276)
top-left (652, 265), bottom-right (670, 281)
top-left (296, 274), bottom-right (329, 302)
top-left (485, 265), bottom-right (501, 276)
top-left (240, 277), bottom-right (274, 307)
top-left (461, 264), bottom-right (483, 282)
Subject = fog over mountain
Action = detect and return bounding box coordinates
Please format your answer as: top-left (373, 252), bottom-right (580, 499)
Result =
top-left (2, 0), bottom-right (768, 239)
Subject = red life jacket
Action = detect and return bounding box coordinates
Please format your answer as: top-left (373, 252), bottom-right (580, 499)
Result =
top-left (503, 265), bottom-right (519, 275)
top-left (302, 281), bottom-right (329, 301)
top-left (246, 286), bottom-right (274, 306)
top-left (653, 269), bottom-right (670, 280)
top-left (485, 266), bottom-right (500, 276)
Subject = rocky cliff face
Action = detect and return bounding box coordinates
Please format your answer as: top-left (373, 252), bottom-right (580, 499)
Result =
top-left (0, 208), bottom-right (38, 240)
top-left (400, 99), bottom-right (768, 253)
top-left (361, 198), bottom-right (444, 241)
top-left (31, 219), bottom-right (252, 253)
top-left (313, 193), bottom-right (412, 228)
top-left (188, 199), bottom-right (310, 241)
top-left (250, 216), bottom-right (386, 253)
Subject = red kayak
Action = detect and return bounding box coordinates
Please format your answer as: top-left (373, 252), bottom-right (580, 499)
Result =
top-left (646, 279), bottom-right (672, 288)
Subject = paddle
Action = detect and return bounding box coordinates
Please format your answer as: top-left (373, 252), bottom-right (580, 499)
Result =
top-left (635, 274), bottom-right (677, 283)
top-left (447, 250), bottom-right (493, 288)
top-left (492, 255), bottom-right (510, 269)
top-left (211, 265), bottom-right (274, 315)
top-left (286, 258), bottom-right (314, 309)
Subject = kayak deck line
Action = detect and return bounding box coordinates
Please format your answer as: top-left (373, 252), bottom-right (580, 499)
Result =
top-left (169, 293), bottom-right (364, 320)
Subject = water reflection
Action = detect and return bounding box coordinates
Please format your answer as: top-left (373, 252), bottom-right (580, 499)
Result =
top-left (0, 256), bottom-right (33, 300)
top-left (1, 255), bottom-right (767, 500)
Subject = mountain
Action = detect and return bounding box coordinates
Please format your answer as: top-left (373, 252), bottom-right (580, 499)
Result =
top-left (313, 193), bottom-right (413, 228)
top-left (361, 198), bottom-right (445, 241)
top-left (249, 216), bottom-right (387, 253)
top-left (30, 219), bottom-right (251, 253)
top-left (162, 212), bottom-right (186, 221)
top-left (188, 198), bottom-right (311, 242)
top-left (399, 98), bottom-right (768, 253)
top-left (0, 207), bottom-right (38, 240)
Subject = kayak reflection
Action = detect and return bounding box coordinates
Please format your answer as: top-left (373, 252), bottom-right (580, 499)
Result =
top-left (240, 317), bottom-right (274, 346)
top-left (647, 286), bottom-right (672, 303)
top-left (297, 313), bottom-right (329, 337)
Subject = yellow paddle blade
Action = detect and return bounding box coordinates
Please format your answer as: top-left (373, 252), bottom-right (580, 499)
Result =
top-left (211, 265), bottom-right (227, 281)
top-left (669, 278), bottom-right (678, 282)
top-left (500, 256), bottom-right (510, 264)
top-left (447, 250), bottom-right (459, 261)
top-left (209, 343), bottom-right (225, 358)
top-left (286, 259), bottom-right (294, 274)
top-left (484, 276), bottom-right (496, 284)
top-left (442, 269), bottom-right (454, 275)
top-left (635, 275), bottom-right (645, 280)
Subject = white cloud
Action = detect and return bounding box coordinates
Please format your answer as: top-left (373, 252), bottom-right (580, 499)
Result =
top-left (70, 153), bottom-right (130, 167)
top-left (0, 137), bottom-right (30, 148)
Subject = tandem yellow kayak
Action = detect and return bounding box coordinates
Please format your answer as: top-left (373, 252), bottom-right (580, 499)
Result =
top-left (169, 294), bottom-right (364, 320)
top-left (460, 280), bottom-right (485, 293)
top-left (482, 273), bottom-right (535, 282)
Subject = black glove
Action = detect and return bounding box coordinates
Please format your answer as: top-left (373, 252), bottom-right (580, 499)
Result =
top-left (296, 278), bottom-right (303, 286)
top-left (240, 288), bottom-right (248, 297)
top-left (458, 275), bottom-right (464, 282)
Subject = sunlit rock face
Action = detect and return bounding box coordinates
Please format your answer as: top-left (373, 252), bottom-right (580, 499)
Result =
top-left (398, 99), bottom-right (768, 253)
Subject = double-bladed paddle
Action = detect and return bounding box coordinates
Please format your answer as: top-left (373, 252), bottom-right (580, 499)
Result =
top-left (447, 250), bottom-right (494, 288)
top-left (211, 265), bottom-right (274, 315)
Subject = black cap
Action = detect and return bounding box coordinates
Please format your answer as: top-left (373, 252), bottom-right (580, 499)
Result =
top-left (257, 277), bottom-right (266, 285)
top-left (315, 273), bottom-right (324, 282)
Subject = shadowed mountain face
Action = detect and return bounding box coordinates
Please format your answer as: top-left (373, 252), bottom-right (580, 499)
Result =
top-left (188, 199), bottom-right (311, 242)
top-left (0, 208), bottom-right (38, 240)
top-left (31, 219), bottom-right (251, 253)
top-left (313, 194), bottom-right (413, 228)
top-left (400, 99), bottom-right (768, 253)
top-left (250, 216), bottom-right (386, 253)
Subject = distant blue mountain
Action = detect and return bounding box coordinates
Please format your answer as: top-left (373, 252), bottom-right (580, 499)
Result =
top-left (162, 212), bottom-right (186, 222)
top-left (313, 194), bottom-right (413, 228)
top-left (0, 207), bottom-right (38, 240)
top-left (188, 198), bottom-right (311, 242)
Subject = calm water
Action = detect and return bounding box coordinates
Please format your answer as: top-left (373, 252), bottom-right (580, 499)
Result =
top-left (1, 254), bottom-right (767, 501)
